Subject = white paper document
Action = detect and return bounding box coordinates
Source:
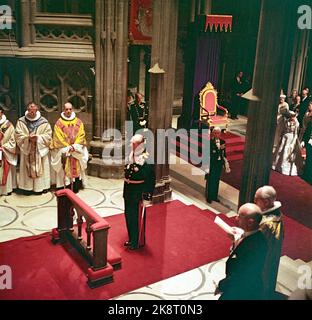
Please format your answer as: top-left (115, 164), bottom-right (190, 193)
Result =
top-left (214, 216), bottom-right (244, 240)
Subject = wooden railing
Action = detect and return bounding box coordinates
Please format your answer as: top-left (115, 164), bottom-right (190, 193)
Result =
top-left (52, 188), bottom-right (120, 288)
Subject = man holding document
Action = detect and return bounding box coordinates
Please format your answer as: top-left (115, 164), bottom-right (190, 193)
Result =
top-left (215, 203), bottom-right (268, 300)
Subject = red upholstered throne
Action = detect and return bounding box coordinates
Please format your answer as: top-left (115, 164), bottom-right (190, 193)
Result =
top-left (199, 82), bottom-right (229, 130)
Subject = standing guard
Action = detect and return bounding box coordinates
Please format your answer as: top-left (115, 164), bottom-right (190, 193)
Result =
top-left (123, 134), bottom-right (155, 250)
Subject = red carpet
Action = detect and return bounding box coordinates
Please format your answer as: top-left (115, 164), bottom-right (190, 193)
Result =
top-left (0, 200), bottom-right (232, 300)
top-left (172, 131), bottom-right (245, 164)
top-left (221, 160), bottom-right (312, 229)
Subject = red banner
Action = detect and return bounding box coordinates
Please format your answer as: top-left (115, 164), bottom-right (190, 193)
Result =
top-left (129, 0), bottom-right (152, 45)
top-left (205, 15), bottom-right (233, 32)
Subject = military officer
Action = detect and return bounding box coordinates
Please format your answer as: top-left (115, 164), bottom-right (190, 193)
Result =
top-left (205, 127), bottom-right (230, 203)
top-left (128, 93), bottom-right (149, 134)
top-left (123, 134), bottom-right (155, 250)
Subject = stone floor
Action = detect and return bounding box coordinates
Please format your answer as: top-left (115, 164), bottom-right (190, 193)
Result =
top-left (0, 116), bottom-right (307, 300)
top-left (0, 173), bottom-right (302, 300)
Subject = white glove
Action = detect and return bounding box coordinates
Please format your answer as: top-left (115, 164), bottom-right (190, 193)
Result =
top-left (301, 141), bottom-right (305, 148)
top-left (309, 139), bottom-right (312, 146)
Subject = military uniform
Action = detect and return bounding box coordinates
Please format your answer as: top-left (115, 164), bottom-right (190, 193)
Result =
top-left (128, 101), bottom-right (149, 134)
top-left (123, 150), bottom-right (155, 249)
top-left (205, 138), bottom-right (226, 202)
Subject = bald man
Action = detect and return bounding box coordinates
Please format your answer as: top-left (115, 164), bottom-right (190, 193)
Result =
top-left (50, 102), bottom-right (88, 193)
top-left (15, 102), bottom-right (52, 194)
top-left (255, 186), bottom-right (284, 299)
top-left (217, 203), bottom-right (268, 300)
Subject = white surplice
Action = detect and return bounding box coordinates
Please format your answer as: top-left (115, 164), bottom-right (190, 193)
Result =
top-left (15, 111), bottom-right (52, 192)
top-left (0, 115), bottom-right (17, 195)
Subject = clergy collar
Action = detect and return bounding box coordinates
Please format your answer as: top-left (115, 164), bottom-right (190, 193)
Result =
top-left (261, 201), bottom-right (282, 215)
top-left (25, 111), bottom-right (41, 122)
top-left (61, 111), bottom-right (76, 121)
top-left (0, 114), bottom-right (7, 125)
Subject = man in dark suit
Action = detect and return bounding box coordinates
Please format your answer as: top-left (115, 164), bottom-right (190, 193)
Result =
top-left (230, 71), bottom-right (244, 119)
top-left (298, 87), bottom-right (310, 127)
top-left (128, 93), bottom-right (149, 134)
top-left (205, 127), bottom-right (229, 203)
top-left (216, 203), bottom-right (268, 300)
top-left (123, 134), bottom-right (155, 250)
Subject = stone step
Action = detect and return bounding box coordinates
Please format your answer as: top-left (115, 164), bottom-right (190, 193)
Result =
top-left (295, 259), bottom-right (309, 269)
top-left (275, 282), bottom-right (292, 297)
top-left (277, 258), bottom-right (301, 292)
top-left (306, 260), bottom-right (312, 270)
top-left (280, 256), bottom-right (302, 273)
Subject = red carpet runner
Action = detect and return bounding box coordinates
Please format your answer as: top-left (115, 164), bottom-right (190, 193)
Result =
top-left (221, 160), bottom-right (312, 230)
top-left (0, 200), bottom-right (232, 300)
top-left (173, 131), bottom-right (312, 230)
top-left (172, 131), bottom-right (245, 164)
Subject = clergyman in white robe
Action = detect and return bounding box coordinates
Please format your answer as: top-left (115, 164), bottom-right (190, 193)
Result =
top-left (15, 108), bottom-right (52, 193)
top-left (0, 113), bottom-right (17, 195)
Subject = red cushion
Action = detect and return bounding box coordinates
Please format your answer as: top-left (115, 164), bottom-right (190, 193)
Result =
top-left (204, 92), bottom-right (217, 113)
top-left (107, 244), bottom-right (122, 267)
top-left (209, 115), bottom-right (228, 124)
top-left (87, 263), bottom-right (113, 281)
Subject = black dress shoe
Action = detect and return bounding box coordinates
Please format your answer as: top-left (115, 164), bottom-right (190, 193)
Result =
top-left (207, 199), bottom-right (212, 204)
top-left (214, 198), bottom-right (220, 203)
top-left (124, 241), bottom-right (132, 247)
top-left (129, 245), bottom-right (139, 250)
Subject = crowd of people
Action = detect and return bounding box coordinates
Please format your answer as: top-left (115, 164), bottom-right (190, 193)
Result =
top-left (0, 101), bottom-right (88, 196)
top-left (272, 87), bottom-right (312, 184)
top-left (0, 98), bottom-right (155, 252)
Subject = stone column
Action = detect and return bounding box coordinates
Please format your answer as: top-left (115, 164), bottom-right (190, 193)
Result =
top-left (239, 0), bottom-right (298, 206)
top-left (200, 0), bottom-right (212, 15)
top-left (149, 0), bottom-right (179, 203)
top-left (29, 0), bottom-right (36, 44)
top-left (287, 30), bottom-right (310, 94)
top-left (16, 0), bottom-right (31, 48)
top-left (15, 1), bottom-right (34, 107)
top-left (143, 46), bottom-right (151, 104)
top-left (89, 0), bottom-right (128, 178)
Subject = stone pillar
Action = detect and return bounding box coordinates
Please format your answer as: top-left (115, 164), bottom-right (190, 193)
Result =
top-left (138, 48), bottom-right (146, 96)
top-left (30, 0), bottom-right (37, 44)
top-left (15, 1), bottom-right (34, 108)
top-left (149, 0), bottom-right (179, 203)
top-left (89, 0), bottom-right (128, 178)
top-left (17, 0), bottom-right (31, 47)
top-left (287, 30), bottom-right (310, 94)
top-left (239, 0), bottom-right (297, 206)
top-left (143, 46), bottom-right (151, 104)
top-left (200, 0), bottom-right (212, 15)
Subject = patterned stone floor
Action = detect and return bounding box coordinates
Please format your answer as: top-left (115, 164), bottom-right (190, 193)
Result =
top-left (1, 174), bottom-right (300, 300)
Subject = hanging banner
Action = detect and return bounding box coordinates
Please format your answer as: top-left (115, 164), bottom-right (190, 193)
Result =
top-left (205, 15), bottom-right (233, 32)
top-left (129, 0), bottom-right (152, 45)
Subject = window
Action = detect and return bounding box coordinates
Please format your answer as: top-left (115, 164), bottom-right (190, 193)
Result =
top-left (37, 0), bottom-right (93, 15)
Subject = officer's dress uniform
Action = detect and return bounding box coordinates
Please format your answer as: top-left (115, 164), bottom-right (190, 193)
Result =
top-left (123, 150), bottom-right (155, 249)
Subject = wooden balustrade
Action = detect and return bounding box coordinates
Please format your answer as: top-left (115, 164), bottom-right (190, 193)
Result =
top-left (51, 188), bottom-right (121, 288)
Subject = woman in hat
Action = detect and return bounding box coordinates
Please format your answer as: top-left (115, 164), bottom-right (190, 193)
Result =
top-left (272, 111), bottom-right (303, 176)
top-left (273, 94), bottom-right (290, 153)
